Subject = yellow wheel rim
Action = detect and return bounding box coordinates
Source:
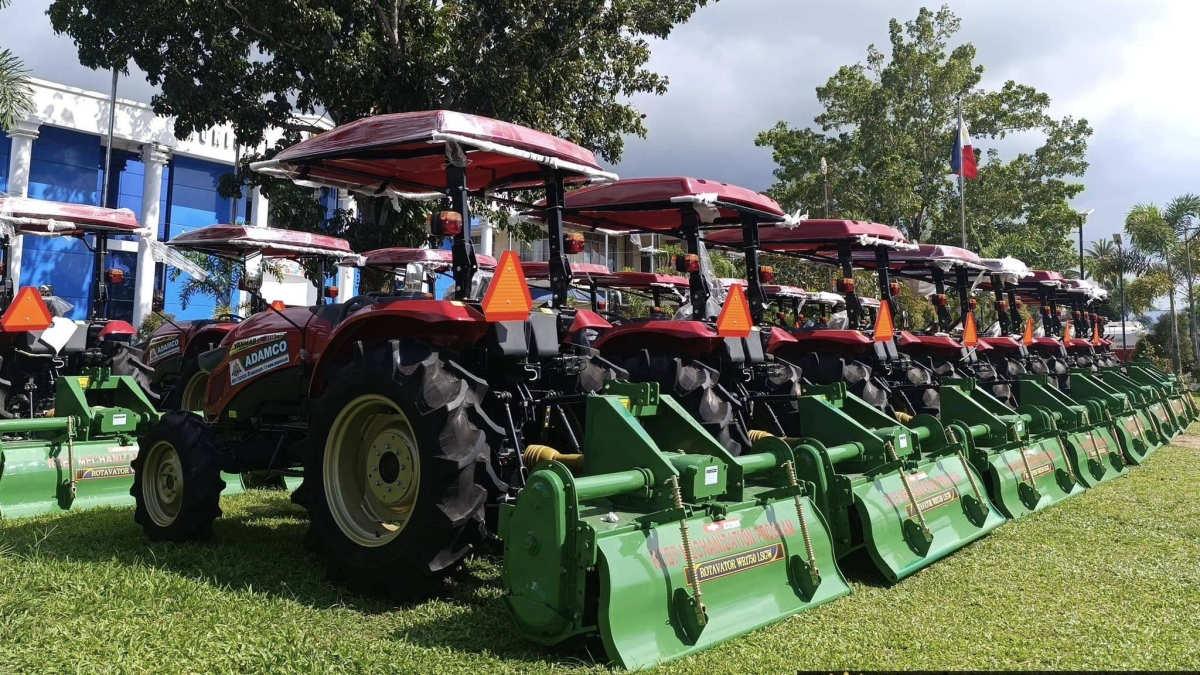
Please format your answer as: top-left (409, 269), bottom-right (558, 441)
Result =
top-left (324, 394), bottom-right (420, 547)
top-left (143, 440), bottom-right (183, 527)
top-left (181, 371), bottom-right (209, 412)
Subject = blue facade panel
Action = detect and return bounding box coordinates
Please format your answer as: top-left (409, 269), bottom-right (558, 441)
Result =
top-left (163, 155), bottom-right (242, 320)
top-left (21, 126), bottom-right (102, 319)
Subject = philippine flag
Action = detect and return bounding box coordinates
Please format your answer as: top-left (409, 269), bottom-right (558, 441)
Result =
top-left (951, 112), bottom-right (978, 179)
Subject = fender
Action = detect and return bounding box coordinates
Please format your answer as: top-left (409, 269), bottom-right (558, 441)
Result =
top-left (592, 320), bottom-right (723, 358)
top-left (308, 299), bottom-right (488, 398)
top-left (768, 329), bottom-right (872, 362)
top-left (980, 336), bottom-right (1023, 352)
top-left (896, 331), bottom-right (969, 360)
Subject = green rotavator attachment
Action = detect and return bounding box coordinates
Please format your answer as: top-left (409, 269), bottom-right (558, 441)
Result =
top-left (938, 379), bottom-right (1084, 520)
top-left (1094, 367), bottom-right (1169, 457)
top-left (499, 382), bottom-right (850, 671)
top-left (1017, 375), bottom-right (1127, 488)
top-left (1068, 369), bottom-right (1160, 464)
top-left (775, 384), bottom-right (1005, 582)
top-left (0, 370), bottom-right (152, 518)
top-left (1124, 362), bottom-right (1193, 435)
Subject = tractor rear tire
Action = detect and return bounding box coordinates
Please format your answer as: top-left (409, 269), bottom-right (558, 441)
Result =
top-left (301, 339), bottom-right (490, 602)
top-left (131, 410), bottom-right (226, 541)
top-left (109, 344), bottom-right (160, 406)
top-left (622, 352), bottom-right (750, 455)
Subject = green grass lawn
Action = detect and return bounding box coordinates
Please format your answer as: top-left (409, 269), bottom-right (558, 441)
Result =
top-left (3, 437), bottom-right (1200, 674)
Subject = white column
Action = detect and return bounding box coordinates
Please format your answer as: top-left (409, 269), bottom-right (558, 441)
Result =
top-left (336, 190), bottom-right (357, 299)
top-left (249, 186), bottom-right (269, 227)
top-left (5, 116), bottom-right (42, 285)
top-left (132, 143), bottom-right (171, 327)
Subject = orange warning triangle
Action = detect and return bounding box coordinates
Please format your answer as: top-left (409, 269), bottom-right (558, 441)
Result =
top-left (1022, 316), bottom-right (1035, 346)
top-left (716, 283), bottom-right (753, 338)
top-left (873, 298), bottom-right (895, 342)
top-left (963, 311), bottom-right (978, 347)
top-left (481, 251), bottom-right (534, 322)
top-left (0, 286), bottom-right (53, 332)
top-left (1063, 320), bottom-right (1073, 344)
top-left (1092, 320), bottom-right (1102, 346)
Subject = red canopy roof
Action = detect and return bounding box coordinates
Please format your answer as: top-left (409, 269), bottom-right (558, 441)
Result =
top-left (556, 177), bottom-right (785, 232)
top-left (359, 247), bottom-right (498, 270)
top-left (252, 111), bottom-right (615, 195)
top-left (597, 271), bottom-right (689, 289)
top-left (706, 219), bottom-right (908, 252)
top-left (0, 197), bottom-right (141, 234)
top-left (820, 243), bottom-right (984, 270)
top-left (521, 261), bottom-right (611, 279)
top-left (168, 225), bottom-right (358, 261)
top-left (719, 278), bottom-right (806, 296)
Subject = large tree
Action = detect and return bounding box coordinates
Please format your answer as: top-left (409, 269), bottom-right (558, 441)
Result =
top-left (0, 0), bottom-right (34, 131)
top-left (48, 0), bottom-right (713, 245)
top-left (755, 5), bottom-right (1091, 270)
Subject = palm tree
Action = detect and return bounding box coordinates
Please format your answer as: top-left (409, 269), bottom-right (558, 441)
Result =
top-left (1124, 198), bottom-right (1200, 374)
top-left (1085, 237), bottom-right (1119, 286)
top-left (0, 0), bottom-right (33, 131)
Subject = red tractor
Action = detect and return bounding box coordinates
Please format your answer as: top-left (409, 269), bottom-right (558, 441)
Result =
top-left (0, 196), bottom-right (179, 415)
top-left (142, 224), bottom-right (362, 410)
top-left (132, 110), bottom-right (624, 598)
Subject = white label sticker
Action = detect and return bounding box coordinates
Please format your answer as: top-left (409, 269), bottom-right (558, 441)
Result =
top-left (704, 465), bottom-right (719, 485)
top-left (112, 414), bottom-right (127, 426)
top-left (898, 434), bottom-right (909, 449)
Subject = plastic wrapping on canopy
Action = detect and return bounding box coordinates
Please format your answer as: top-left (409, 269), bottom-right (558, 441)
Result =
top-left (706, 219), bottom-right (917, 252)
top-left (815, 243), bottom-right (984, 272)
top-left (1062, 278), bottom-right (1108, 302)
top-left (549, 177), bottom-right (786, 231)
top-left (251, 111), bottom-right (616, 202)
top-left (0, 195), bottom-right (141, 236)
top-left (168, 224), bottom-right (363, 264)
top-left (355, 247), bottom-right (498, 271)
top-left (521, 261), bottom-right (611, 279)
top-left (0, 194), bottom-right (209, 281)
top-left (980, 256), bottom-right (1032, 284)
top-left (719, 278), bottom-right (806, 297)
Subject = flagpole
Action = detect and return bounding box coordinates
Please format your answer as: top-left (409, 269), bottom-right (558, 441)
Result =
top-left (958, 103), bottom-right (967, 248)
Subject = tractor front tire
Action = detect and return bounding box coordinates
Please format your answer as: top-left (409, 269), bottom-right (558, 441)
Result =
top-left (131, 410), bottom-right (226, 541)
top-left (301, 340), bottom-right (490, 602)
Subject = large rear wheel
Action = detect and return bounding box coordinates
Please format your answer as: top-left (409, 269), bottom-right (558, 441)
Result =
top-left (302, 340), bottom-right (490, 601)
top-left (131, 410), bottom-right (226, 541)
top-left (620, 352), bottom-right (750, 455)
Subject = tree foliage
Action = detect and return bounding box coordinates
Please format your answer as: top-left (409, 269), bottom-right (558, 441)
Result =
top-left (48, 0), bottom-right (714, 248)
top-left (0, 0), bottom-right (34, 131)
top-left (755, 5), bottom-right (1091, 271)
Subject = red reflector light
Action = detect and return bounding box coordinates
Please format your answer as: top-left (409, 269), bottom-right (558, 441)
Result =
top-left (836, 277), bottom-right (855, 293)
top-left (105, 269), bottom-right (125, 285)
top-left (564, 233), bottom-right (586, 254)
top-left (1015, 299), bottom-right (1024, 309)
top-left (760, 266), bottom-right (776, 283)
top-left (998, 301), bottom-right (1009, 311)
top-left (324, 286), bottom-right (339, 299)
top-left (889, 282), bottom-right (902, 298)
top-left (933, 293), bottom-right (948, 307)
top-left (676, 254), bottom-right (700, 274)
top-left (428, 210), bottom-right (464, 237)
top-left (968, 298), bottom-right (977, 310)
top-left (270, 300), bottom-right (287, 311)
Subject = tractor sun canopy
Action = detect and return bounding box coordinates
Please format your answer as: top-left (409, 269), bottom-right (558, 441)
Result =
top-left (547, 176), bottom-right (788, 232)
top-left (352, 247), bottom-right (498, 272)
top-left (166, 224), bottom-right (363, 265)
top-left (251, 110), bottom-right (616, 197)
top-left (0, 196), bottom-right (142, 236)
top-left (704, 219), bottom-right (912, 254)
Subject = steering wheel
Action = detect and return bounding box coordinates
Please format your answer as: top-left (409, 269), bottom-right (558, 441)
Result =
top-left (337, 295), bottom-right (375, 324)
top-left (213, 313), bottom-right (243, 323)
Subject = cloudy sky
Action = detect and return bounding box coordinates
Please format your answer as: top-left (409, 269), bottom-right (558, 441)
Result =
top-left (3, 0), bottom-right (1199, 250)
